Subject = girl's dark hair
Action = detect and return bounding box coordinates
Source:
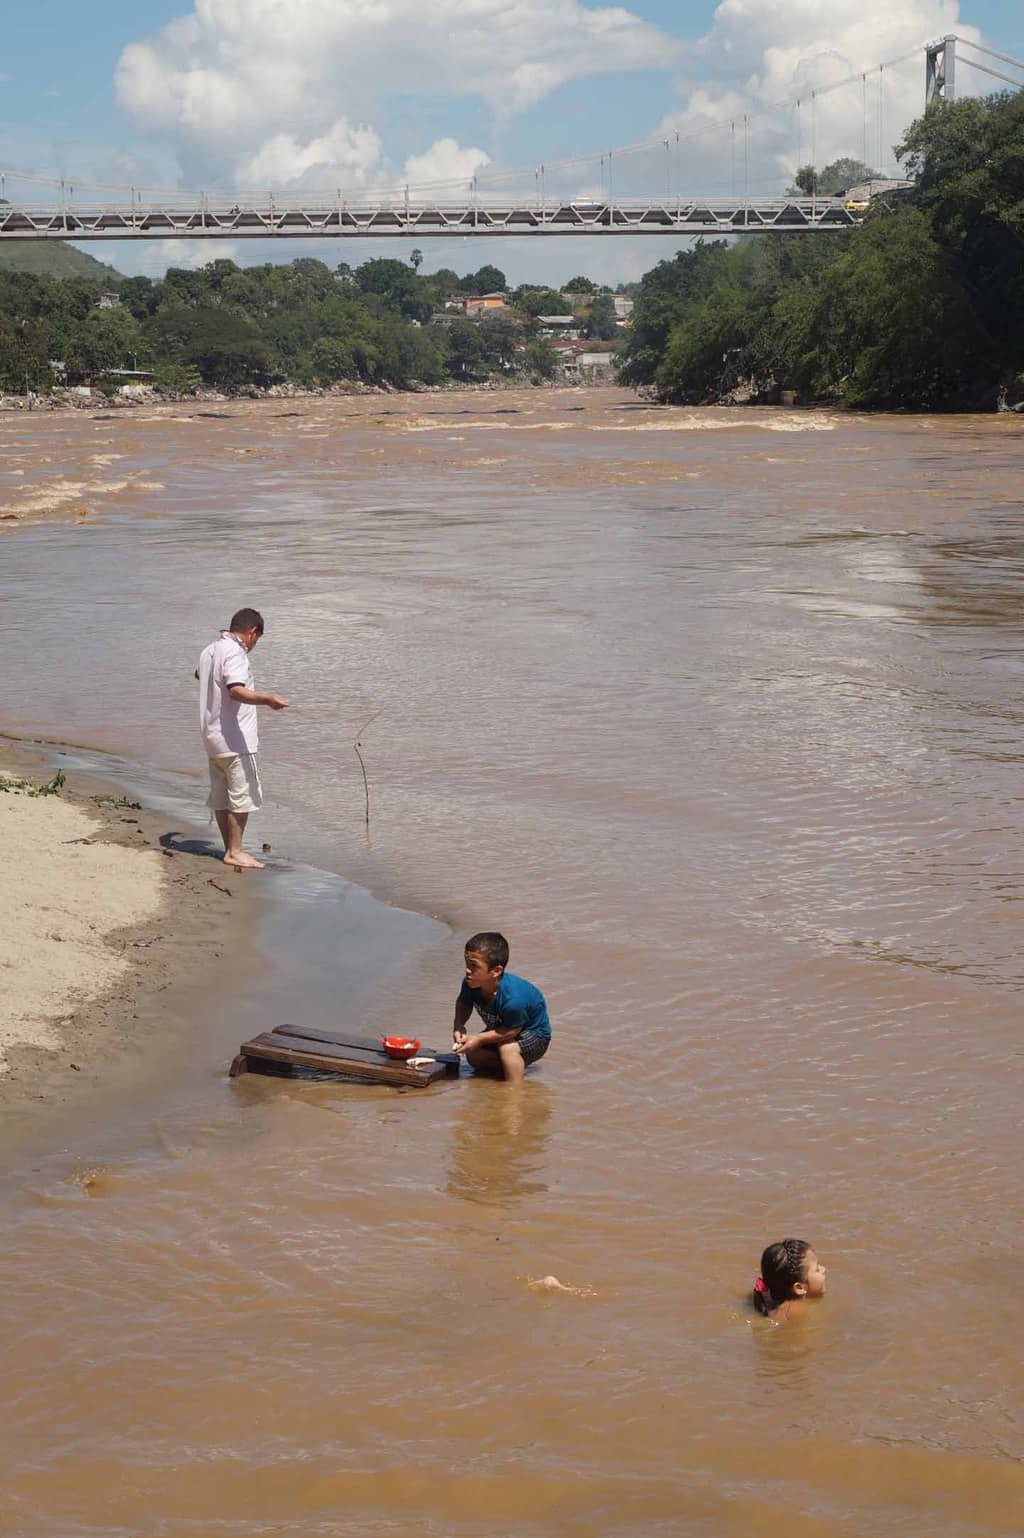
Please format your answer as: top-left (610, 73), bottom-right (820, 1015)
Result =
top-left (753, 1238), bottom-right (811, 1315)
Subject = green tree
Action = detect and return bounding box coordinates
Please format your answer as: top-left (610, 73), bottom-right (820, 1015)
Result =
top-left (0, 314), bottom-right (51, 391)
top-left (67, 307), bottom-right (150, 380)
top-left (459, 263), bottom-right (506, 294)
top-left (310, 336), bottom-right (356, 383)
top-left (515, 286), bottom-right (567, 317)
top-left (898, 91), bottom-right (1024, 355)
top-left (654, 267), bottom-right (762, 402)
top-left (162, 266), bottom-right (206, 306)
top-left (202, 257), bottom-right (244, 292)
top-left (152, 359), bottom-right (202, 394)
top-left (563, 275), bottom-right (597, 294)
top-left (118, 276), bottom-right (161, 319)
top-left (355, 257), bottom-right (430, 320)
top-left (146, 303), bottom-right (273, 390)
top-left (521, 337), bottom-right (558, 380)
top-left (792, 158), bottom-right (880, 195)
top-left (620, 91), bottom-right (1024, 410)
top-left (446, 318), bottom-right (486, 378)
top-left (816, 208), bottom-right (991, 407)
top-left (477, 310), bottom-right (520, 370)
top-left (619, 242), bottom-right (733, 389)
top-left (585, 293), bottom-right (618, 340)
top-left (394, 322), bottom-right (448, 386)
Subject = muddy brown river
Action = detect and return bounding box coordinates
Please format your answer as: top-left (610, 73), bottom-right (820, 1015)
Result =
top-left (1, 388), bottom-right (1023, 1536)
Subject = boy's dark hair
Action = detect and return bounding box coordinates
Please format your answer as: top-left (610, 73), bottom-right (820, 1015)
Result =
top-left (230, 607), bottom-right (264, 635)
top-left (754, 1238), bottom-right (811, 1315)
top-left (465, 932), bottom-right (509, 970)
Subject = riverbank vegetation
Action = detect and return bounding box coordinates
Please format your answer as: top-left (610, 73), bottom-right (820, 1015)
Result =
top-left (621, 91), bottom-right (1024, 410)
top-left (0, 254), bottom-right (625, 396)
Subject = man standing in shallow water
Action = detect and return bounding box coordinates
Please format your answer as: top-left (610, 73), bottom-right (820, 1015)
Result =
top-left (197, 607), bottom-right (289, 870)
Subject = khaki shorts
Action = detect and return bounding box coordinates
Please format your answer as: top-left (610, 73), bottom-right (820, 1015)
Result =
top-left (208, 753), bottom-right (263, 814)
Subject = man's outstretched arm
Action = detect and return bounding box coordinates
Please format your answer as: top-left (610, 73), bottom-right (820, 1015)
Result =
top-left (227, 684), bottom-right (289, 710)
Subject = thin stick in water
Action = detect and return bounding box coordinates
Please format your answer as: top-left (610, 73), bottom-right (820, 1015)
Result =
top-left (353, 712), bottom-right (381, 830)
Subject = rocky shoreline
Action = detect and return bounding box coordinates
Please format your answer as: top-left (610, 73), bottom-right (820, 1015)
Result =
top-left (0, 373), bottom-right (597, 413)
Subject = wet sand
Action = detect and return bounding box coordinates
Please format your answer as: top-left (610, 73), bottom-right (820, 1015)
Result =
top-left (0, 736), bottom-right (262, 1152)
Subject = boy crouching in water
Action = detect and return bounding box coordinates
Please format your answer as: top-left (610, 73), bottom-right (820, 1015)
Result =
top-left (453, 932), bottom-right (551, 1084)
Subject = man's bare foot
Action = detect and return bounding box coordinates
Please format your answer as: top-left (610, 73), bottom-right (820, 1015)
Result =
top-left (223, 851), bottom-right (265, 870)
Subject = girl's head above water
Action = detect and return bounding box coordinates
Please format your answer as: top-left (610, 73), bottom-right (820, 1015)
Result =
top-left (753, 1239), bottom-right (827, 1317)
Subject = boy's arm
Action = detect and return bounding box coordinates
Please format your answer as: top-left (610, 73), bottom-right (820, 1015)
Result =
top-left (462, 1024), bottom-right (522, 1046)
top-left (452, 994), bottom-right (473, 1042)
top-left (455, 1029), bottom-right (519, 1057)
top-left (453, 996), bottom-right (524, 1053)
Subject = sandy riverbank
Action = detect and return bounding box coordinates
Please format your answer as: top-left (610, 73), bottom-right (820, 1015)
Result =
top-left (0, 737), bottom-right (259, 1147)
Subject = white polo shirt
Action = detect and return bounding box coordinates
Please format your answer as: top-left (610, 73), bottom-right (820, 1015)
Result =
top-left (198, 631), bottom-right (258, 758)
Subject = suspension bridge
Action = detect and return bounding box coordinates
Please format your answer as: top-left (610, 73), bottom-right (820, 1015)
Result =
top-left (0, 33), bottom-right (1019, 245)
top-left (0, 194), bottom-right (871, 243)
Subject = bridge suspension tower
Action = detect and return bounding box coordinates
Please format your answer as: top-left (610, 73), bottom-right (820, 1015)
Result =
top-left (925, 36), bottom-right (957, 104)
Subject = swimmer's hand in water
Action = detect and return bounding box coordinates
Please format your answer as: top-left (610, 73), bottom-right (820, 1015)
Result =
top-left (527, 1275), bottom-right (597, 1297)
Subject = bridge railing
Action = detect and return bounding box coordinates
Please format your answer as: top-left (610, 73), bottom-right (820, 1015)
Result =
top-left (0, 194), bottom-right (864, 240)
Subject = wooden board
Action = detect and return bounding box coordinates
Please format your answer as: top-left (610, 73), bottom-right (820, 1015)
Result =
top-left (235, 1028), bottom-right (455, 1088)
top-left (273, 1022), bottom-right (460, 1072)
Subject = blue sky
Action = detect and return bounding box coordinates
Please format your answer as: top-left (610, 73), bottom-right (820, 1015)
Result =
top-left (1, 1), bottom-right (1021, 285)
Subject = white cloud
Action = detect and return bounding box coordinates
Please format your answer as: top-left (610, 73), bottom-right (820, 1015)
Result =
top-left (116, 0), bottom-right (678, 189)
top-left (652, 1), bottom-right (984, 193)
top-left (105, 238), bottom-right (245, 278)
top-left (403, 138), bottom-right (491, 189)
top-left (97, 0), bottom-right (1002, 289)
top-left (235, 118), bottom-right (384, 189)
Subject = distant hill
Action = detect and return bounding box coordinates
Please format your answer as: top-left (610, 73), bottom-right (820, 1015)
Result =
top-left (0, 241), bottom-right (123, 282)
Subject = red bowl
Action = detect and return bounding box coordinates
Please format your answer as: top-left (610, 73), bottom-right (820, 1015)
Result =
top-left (381, 1036), bottom-right (420, 1061)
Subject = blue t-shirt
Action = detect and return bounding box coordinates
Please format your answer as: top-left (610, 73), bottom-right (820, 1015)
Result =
top-left (459, 971), bottom-right (551, 1041)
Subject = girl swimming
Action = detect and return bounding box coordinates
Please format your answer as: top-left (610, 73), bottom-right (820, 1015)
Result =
top-left (753, 1239), bottom-right (827, 1322)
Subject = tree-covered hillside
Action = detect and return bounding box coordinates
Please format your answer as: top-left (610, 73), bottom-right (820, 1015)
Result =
top-left (0, 240), bottom-right (123, 282)
top-left (0, 255), bottom-right (616, 393)
top-left (621, 91), bottom-right (1024, 410)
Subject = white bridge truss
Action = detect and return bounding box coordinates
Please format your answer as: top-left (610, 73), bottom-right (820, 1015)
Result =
top-left (0, 195), bottom-right (863, 242)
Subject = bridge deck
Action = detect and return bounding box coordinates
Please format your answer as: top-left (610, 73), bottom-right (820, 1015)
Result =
top-left (0, 196), bottom-right (863, 241)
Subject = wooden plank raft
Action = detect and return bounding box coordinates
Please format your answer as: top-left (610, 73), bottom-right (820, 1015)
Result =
top-left (230, 1023), bottom-right (461, 1088)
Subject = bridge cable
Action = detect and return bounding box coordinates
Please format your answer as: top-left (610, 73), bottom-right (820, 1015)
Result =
top-left (862, 74), bottom-right (868, 167)
top-left (956, 38), bottom-right (1024, 73)
top-left (0, 45), bottom-right (925, 204)
top-left (954, 51), bottom-right (1024, 92)
top-left (743, 114), bottom-right (749, 200)
top-left (11, 38), bottom-right (994, 207)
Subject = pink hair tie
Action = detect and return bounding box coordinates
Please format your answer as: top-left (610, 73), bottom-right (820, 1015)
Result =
top-left (753, 1277), bottom-right (769, 1295)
